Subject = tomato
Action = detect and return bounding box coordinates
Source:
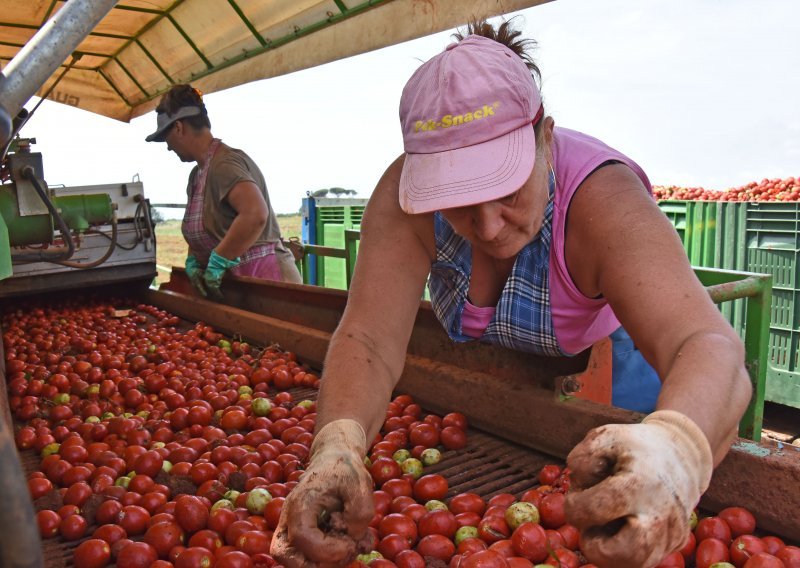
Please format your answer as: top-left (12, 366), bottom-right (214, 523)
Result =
top-left (133, 450), bottom-right (165, 478)
top-left (537, 464), bottom-right (562, 486)
top-left (408, 423), bottom-right (440, 448)
top-left (719, 507), bottom-right (757, 538)
top-left (371, 457), bottom-right (402, 486)
top-left (440, 426), bottom-right (467, 450)
top-left (478, 515), bottom-right (511, 545)
top-left (382, 477), bottom-right (413, 499)
top-left (175, 546), bottom-right (217, 568)
top-left (377, 533), bottom-right (413, 561)
top-left (60, 514), bottom-right (88, 540)
top-left (538, 492), bottom-right (565, 529)
top-left (742, 553), bottom-right (785, 568)
top-left (461, 549), bottom-right (509, 567)
top-left (510, 521), bottom-right (547, 563)
top-left (776, 545), bottom-right (800, 567)
top-left (730, 534), bottom-right (766, 566)
top-left (118, 505), bottom-right (151, 536)
top-left (695, 537), bottom-right (730, 568)
top-left (36, 509), bottom-right (61, 538)
top-left (93, 523), bottom-right (128, 545)
top-left (418, 509), bottom-right (458, 539)
top-left (174, 494), bottom-right (210, 533)
top-left (237, 530), bottom-right (271, 555)
top-left (143, 521), bottom-right (185, 558)
top-left (413, 474), bottom-right (448, 502)
top-left (415, 534), bottom-right (455, 562)
top-left (760, 536), bottom-right (785, 556)
top-left (64, 481), bottom-right (93, 507)
top-left (189, 528), bottom-right (223, 551)
top-left (696, 516), bottom-right (732, 545)
top-left (216, 550), bottom-right (254, 568)
top-left (115, 541), bottom-right (159, 568)
top-left (73, 538), bottom-right (112, 568)
top-left (556, 524), bottom-right (580, 551)
top-left (449, 493), bottom-right (486, 516)
top-left (378, 513), bottom-right (418, 544)
top-left (543, 547), bottom-right (579, 568)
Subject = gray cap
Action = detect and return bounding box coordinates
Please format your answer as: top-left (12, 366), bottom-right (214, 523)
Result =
top-left (145, 105), bottom-right (203, 142)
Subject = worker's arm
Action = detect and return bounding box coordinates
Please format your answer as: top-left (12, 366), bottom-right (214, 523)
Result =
top-left (567, 163), bottom-right (750, 460)
top-left (563, 163), bottom-right (751, 568)
top-left (271, 155), bottom-right (433, 567)
top-left (213, 180), bottom-right (269, 260)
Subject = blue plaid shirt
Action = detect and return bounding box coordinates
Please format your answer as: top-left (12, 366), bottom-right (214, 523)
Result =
top-left (428, 176), bottom-right (567, 357)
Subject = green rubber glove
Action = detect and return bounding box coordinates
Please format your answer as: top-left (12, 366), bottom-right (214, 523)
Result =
top-left (184, 255), bottom-right (207, 297)
top-left (203, 249), bottom-right (241, 300)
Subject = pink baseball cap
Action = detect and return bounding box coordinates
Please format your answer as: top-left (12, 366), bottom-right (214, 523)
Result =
top-left (399, 34), bottom-right (543, 214)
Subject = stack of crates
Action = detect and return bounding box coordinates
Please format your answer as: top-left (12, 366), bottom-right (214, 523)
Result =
top-left (659, 200), bottom-right (800, 408)
top-left (301, 195), bottom-right (367, 289)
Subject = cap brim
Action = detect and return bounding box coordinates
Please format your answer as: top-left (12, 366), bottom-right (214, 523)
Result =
top-left (399, 124), bottom-right (536, 214)
top-left (144, 124), bottom-right (171, 143)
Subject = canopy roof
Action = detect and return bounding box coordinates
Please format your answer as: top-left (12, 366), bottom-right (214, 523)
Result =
top-left (0, 0), bottom-right (548, 122)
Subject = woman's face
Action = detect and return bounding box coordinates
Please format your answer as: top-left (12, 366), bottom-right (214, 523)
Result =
top-left (440, 122), bottom-right (553, 260)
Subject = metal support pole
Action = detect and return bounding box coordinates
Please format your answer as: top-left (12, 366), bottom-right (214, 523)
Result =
top-left (0, 0), bottom-right (118, 145)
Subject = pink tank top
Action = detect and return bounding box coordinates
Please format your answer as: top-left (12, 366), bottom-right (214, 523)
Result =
top-left (461, 128), bottom-right (651, 354)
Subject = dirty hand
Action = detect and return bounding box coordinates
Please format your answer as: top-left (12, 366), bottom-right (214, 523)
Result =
top-left (184, 255), bottom-right (207, 297)
top-left (202, 249), bottom-right (240, 300)
top-left (270, 419), bottom-right (375, 567)
top-left (565, 410), bottom-right (713, 568)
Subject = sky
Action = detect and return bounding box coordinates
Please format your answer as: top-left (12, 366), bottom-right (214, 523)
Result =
top-left (20, 0), bottom-right (800, 218)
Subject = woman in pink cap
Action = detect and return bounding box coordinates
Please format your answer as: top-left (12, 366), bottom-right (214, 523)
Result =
top-left (146, 84), bottom-right (301, 299)
top-left (272, 20), bottom-right (750, 568)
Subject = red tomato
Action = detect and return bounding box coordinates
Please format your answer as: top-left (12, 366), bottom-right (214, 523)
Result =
top-left (395, 549), bottom-right (426, 568)
top-left (143, 521), bottom-right (185, 559)
top-left (60, 514), bottom-right (88, 541)
top-left (461, 549), bottom-right (509, 567)
top-left (92, 523), bottom-right (127, 545)
top-left (696, 517), bottom-right (733, 545)
top-left (415, 534), bottom-right (455, 562)
top-left (413, 474), bottom-right (448, 502)
top-left (216, 550), bottom-right (254, 568)
top-left (36, 509), bottom-right (61, 538)
top-left (543, 547), bottom-right (579, 568)
top-left (236, 530), bottom-right (271, 555)
top-left (449, 493), bottom-right (486, 516)
top-left (378, 513), bottom-right (418, 544)
top-left (478, 515), bottom-right (511, 544)
top-left (175, 546), bottom-right (217, 568)
top-left (118, 505), bottom-right (150, 536)
top-left (776, 545), bottom-right (800, 567)
top-left (440, 426), bottom-right (467, 450)
top-left (174, 494), bottom-right (209, 533)
top-left (730, 534), bottom-right (766, 566)
top-left (695, 537), bottom-right (730, 568)
top-left (418, 510), bottom-right (458, 539)
top-left (719, 506), bottom-right (757, 538)
top-left (538, 492), bottom-right (566, 529)
top-left (116, 541), bottom-right (158, 568)
top-left (510, 522), bottom-right (547, 563)
top-left (760, 536), bottom-right (784, 556)
top-left (556, 524), bottom-right (580, 550)
top-left (742, 553), bottom-right (785, 568)
top-left (377, 533), bottom-right (412, 561)
top-left (370, 457), bottom-right (402, 486)
top-left (73, 538), bottom-right (112, 568)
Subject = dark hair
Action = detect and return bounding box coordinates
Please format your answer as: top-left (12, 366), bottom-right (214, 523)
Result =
top-left (453, 18), bottom-right (546, 140)
top-left (155, 84), bottom-right (211, 130)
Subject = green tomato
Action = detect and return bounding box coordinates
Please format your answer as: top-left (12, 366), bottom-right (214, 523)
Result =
top-left (420, 448), bottom-right (441, 466)
top-left (115, 476), bottom-right (131, 488)
top-left (41, 442), bottom-right (60, 459)
top-left (454, 526), bottom-right (478, 545)
top-left (238, 385), bottom-right (253, 396)
top-left (505, 501), bottom-right (540, 530)
top-left (251, 397), bottom-right (272, 417)
top-left (296, 400), bottom-right (315, 410)
top-left (689, 510), bottom-right (698, 530)
top-left (424, 500), bottom-right (448, 512)
top-left (400, 458), bottom-right (423, 479)
top-left (211, 499), bottom-right (235, 512)
top-left (246, 488), bottom-right (273, 514)
top-left (356, 552), bottom-right (382, 563)
top-left (392, 449), bottom-right (411, 464)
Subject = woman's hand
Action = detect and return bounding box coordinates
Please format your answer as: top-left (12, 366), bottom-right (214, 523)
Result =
top-left (565, 410), bottom-right (713, 568)
top-left (270, 420), bottom-right (375, 567)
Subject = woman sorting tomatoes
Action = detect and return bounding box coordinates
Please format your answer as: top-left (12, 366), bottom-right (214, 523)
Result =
top-left (146, 84), bottom-right (302, 300)
top-left (271, 19), bottom-right (751, 568)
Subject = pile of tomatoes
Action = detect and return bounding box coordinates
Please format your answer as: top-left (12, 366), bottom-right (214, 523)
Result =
top-left (4, 300), bottom-right (799, 568)
top-left (653, 175), bottom-right (800, 202)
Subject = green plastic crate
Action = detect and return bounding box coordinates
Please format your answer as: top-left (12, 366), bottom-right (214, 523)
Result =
top-left (315, 199), bottom-right (366, 290)
top-left (659, 200), bottom-right (800, 408)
